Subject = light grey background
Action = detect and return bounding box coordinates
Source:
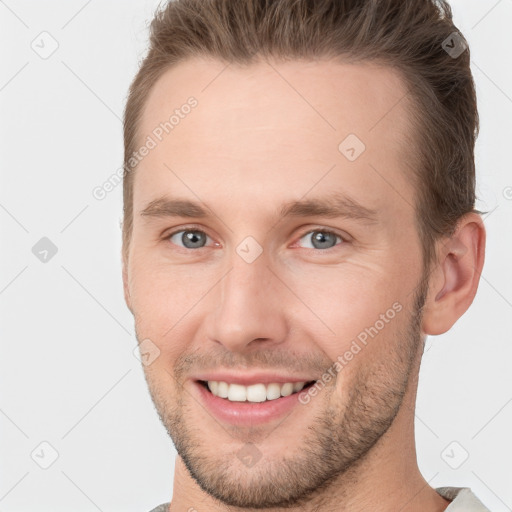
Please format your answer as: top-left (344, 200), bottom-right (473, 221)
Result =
top-left (1, 1), bottom-right (511, 511)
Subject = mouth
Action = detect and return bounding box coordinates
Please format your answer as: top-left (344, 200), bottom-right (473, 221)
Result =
top-left (198, 379), bottom-right (317, 403)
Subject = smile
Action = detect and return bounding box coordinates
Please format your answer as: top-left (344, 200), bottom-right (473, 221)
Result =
top-left (194, 378), bottom-right (318, 426)
top-left (201, 380), bottom-right (316, 402)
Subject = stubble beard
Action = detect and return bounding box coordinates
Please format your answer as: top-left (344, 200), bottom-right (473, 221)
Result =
top-left (142, 278), bottom-right (428, 510)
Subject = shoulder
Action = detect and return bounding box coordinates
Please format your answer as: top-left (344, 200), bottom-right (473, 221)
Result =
top-left (146, 503), bottom-right (171, 512)
top-left (436, 487), bottom-right (491, 511)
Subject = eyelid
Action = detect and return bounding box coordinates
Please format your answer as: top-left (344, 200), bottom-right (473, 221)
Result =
top-left (292, 226), bottom-right (350, 249)
top-left (164, 225), bottom-right (216, 248)
top-left (163, 225), bottom-right (351, 250)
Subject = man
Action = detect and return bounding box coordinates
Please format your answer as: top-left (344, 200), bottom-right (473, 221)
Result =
top-left (122, 0), bottom-right (489, 510)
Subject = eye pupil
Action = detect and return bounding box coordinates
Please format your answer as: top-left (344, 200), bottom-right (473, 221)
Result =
top-left (311, 231), bottom-right (337, 249)
top-left (182, 230), bottom-right (206, 248)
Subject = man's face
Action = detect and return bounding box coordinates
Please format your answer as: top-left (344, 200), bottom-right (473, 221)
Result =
top-left (125, 57), bottom-right (429, 508)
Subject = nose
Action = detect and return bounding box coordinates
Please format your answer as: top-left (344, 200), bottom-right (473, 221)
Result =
top-left (206, 249), bottom-right (288, 352)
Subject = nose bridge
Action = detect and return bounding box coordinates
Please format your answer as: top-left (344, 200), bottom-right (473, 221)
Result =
top-left (209, 242), bottom-right (287, 350)
top-left (224, 248), bottom-right (269, 306)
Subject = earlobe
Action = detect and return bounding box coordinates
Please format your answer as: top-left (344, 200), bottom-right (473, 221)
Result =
top-left (422, 213), bottom-right (486, 336)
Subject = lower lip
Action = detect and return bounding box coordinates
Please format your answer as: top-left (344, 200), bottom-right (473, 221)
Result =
top-left (194, 381), bottom-right (311, 426)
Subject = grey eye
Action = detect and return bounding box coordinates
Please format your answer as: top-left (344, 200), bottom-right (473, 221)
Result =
top-left (298, 230), bottom-right (341, 250)
top-left (170, 229), bottom-right (209, 249)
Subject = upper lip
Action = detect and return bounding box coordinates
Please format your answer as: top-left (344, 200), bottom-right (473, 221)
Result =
top-left (192, 371), bottom-right (318, 386)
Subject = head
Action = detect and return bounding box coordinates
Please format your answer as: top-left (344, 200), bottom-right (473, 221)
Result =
top-left (121, 0), bottom-right (485, 509)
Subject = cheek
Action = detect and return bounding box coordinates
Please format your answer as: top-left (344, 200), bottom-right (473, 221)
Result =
top-left (286, 261), bottom-right (410, 360)
top-left (128, 240), bottom-right (419, 369)
top-left (130, 265), bottom-right (184, 351)
top-left (130, 255), bottom-right (208, 320)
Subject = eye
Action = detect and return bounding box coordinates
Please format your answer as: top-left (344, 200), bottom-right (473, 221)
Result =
top-left (296, 229), bottom-right (344, 250)
top-left (167, 228), bottom-right (213, 249)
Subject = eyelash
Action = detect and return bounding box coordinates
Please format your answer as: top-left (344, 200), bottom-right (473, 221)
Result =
top-left (163, 225), bottom-right (347, 251)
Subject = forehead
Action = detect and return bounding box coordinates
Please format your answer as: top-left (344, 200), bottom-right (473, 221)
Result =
top-left (134, 56), bottom-right (416, 218)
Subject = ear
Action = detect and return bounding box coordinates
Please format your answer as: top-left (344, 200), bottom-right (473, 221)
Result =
top-left (421, 212), bottom-right (486, 335)
top-left (122, 248), bottom-right (133, 314)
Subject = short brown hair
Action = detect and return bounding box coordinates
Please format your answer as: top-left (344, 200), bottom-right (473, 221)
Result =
top-left (122, 0), bottom-right (481, 271)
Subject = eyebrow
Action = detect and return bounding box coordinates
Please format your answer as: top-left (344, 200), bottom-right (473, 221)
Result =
top-left (139, 193), bottom-right (379, 224)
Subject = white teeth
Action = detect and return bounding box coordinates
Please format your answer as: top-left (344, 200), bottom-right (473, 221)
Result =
top-left (293, 381), bottom-right (305, 392)
top-left (266, 383), bottom-right (281, 401)
top-left (280, 383), bottom-right (293, 397)
top-left (217, 381), bottom-right (229, 398)
top-left (246, 383), bottom-right (267, 402)
top-left (205, 380), bottom-right (310, 402)
top-left (228, 383), bottom-right (247, 402)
